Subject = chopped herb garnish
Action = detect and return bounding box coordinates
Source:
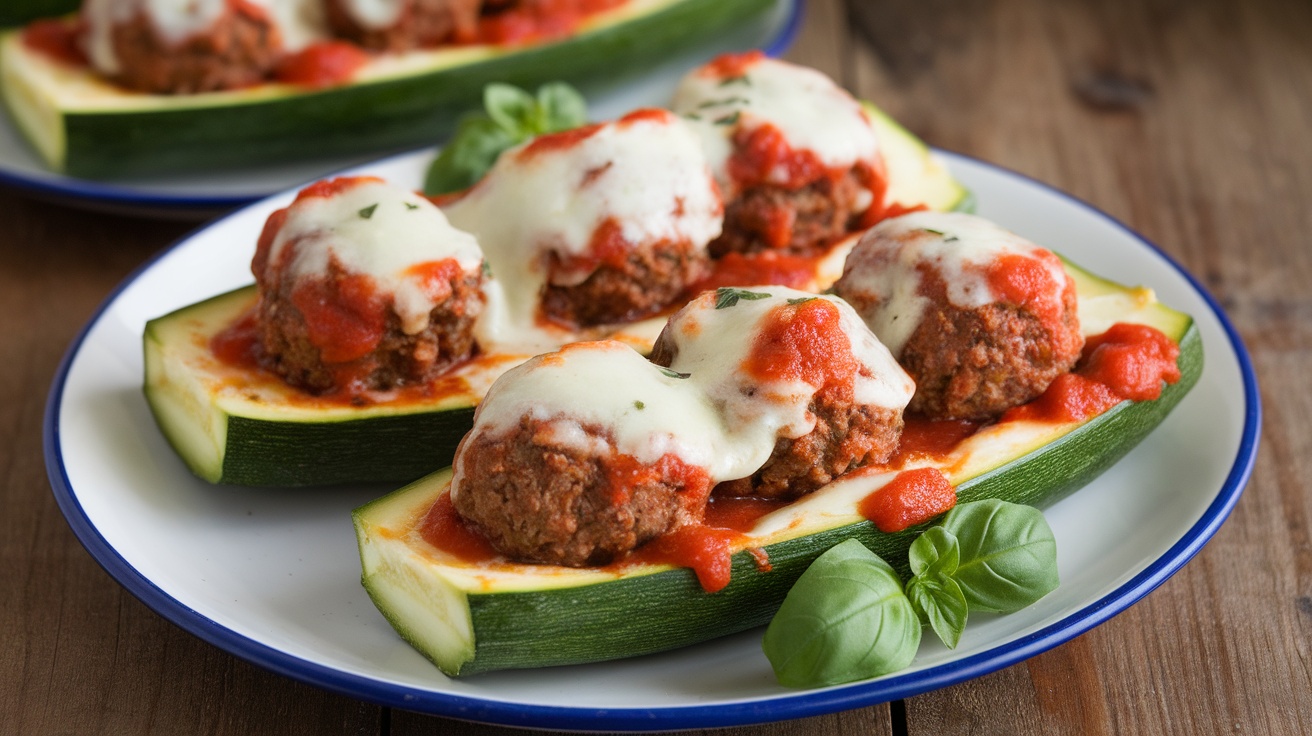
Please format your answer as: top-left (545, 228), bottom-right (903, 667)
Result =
top-left (683, 113), bottom-right (703, 121)
top-left (787, 296), bottom-right (818, 305)
top-left (698, 96), bottom-right (749, 109)
top-left (659, 367), bottom-right (691, 379)
top-left (480, 260), bottom-right (492, 278)
top-left (358, 203), bottom-right (378, 219)
top-left (715, 287), bottom-right (771, 309)
top-left (713, 111), bottom-right (742, 126)
top-left (922, 227), bottom-right (959, 242)
top-left (719, 74), bottom-right (751, 87)
top-left (404, 202), bottom-right (419, 210)
top-left (634, 400), bottom-right (646, 410)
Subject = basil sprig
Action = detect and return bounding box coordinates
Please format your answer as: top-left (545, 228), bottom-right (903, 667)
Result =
top-left (424, 82), bottom-right (588, 196)
top-left (763, 500), bottom-right (1059, 688)
top-left (762, 539), bottom-right (920, 688)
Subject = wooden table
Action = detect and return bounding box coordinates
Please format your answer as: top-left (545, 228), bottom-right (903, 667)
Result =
top-left (3, 0), bottom-right (1307, 732)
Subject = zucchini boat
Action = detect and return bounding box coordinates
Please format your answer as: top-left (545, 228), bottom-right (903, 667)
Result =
top-left (141, 104), bottom-right (967, 487)
top-left (0, 0), bottom-right (773, 178)
top-left (352, 260), bottom-right (1201, 676)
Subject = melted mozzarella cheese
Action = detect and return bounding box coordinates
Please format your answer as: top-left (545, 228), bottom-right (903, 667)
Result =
top-left (449, 341), bottom-right (732, 498)
top-left (264, 179), bottom-right (484, 335)
top-left (657, 286), bottom-right (914, 474)
top-left (671, 55), bottom-right (880, 196)
top-left (443, 110), bottom-right (722, 351)
top-left (335, 0), bottom-right (405, 30)
top-left (836, 212), bottom-right (1070, 356)
top-left (81, 0), bottom-right (326, 75)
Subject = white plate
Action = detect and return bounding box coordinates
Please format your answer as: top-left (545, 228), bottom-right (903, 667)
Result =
top-left (44, 151), bottom-right (1259, 732)
top-left (0, 0), bottom-right (802, 219)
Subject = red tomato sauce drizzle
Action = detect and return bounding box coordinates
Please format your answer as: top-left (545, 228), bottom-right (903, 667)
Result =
top-left (22, 18), bottom-right (87, 66)
top-left (274, 41), bottom-right (370, 88)
top-left (420, 493), bottom-right (499, 562)
top-left (743, 298), bottom-right (856, 387)
top-left (475, 0), bottom-right (627, 45)
top-left (859, 467), bottom-right (957, 533)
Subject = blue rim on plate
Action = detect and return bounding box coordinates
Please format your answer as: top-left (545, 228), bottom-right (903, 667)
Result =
top-left (0, 0), bottom-right (805, 219)
top-left (43, 151), bottom-right (1259, 732)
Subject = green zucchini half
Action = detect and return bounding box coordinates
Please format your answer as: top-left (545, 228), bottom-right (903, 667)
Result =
top-left (0, 0), bottom-right (773, 177)
top-left (352, 261), bottom-right (1201, 676)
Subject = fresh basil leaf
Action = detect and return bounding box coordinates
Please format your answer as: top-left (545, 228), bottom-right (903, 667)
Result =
top-left (714, 287), bottom-right (771, 310)
top-left (908, 526), bottom-right (960, 580)
top-left (484, 83), bottom-right (537, 138)
top-left (424, 117), bottom-right (518, 195)
top-left (906, 572), bottom-right (968, 649)
top-left (939, 499), bottom-right (1059, 613)
top-left (537, 82), bottom-right (587, 132)
top-left (762, 539), bottom-right (921, 688)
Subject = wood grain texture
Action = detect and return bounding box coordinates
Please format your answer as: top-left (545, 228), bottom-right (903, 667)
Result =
top-left (2, 0), bottom-right (1308, 733)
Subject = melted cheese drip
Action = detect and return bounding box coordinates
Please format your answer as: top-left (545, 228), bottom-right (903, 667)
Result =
top-left (836, 212), bottom-right (1070, 356)
top-left (671, 56), bottom-right (880, 197)
top-left (451, 289), bottom-right (914, 496)
top-left (443, 110), bottom-right (722, 351)
top-left (449, 341), bottom-right (731, 500)
top-left (335, 0), bottom-right (405, 29)
top-left (265, 179), bottom-right (484, 335)
top-left (660, 287), bottom-right (914, 459)
top-left (81, 0), bottom-right (326, 75)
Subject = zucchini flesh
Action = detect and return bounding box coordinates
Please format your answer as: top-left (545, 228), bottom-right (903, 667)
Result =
top-left (352, 261), bottom-right (1202, 676)
top-left (1, 0), bottom-right (774, 177)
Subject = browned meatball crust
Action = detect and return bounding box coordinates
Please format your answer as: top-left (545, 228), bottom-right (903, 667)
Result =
top-left (541, 238), bottom-right (709, 327)
top-left (451, 417), bottom-right (710, 566)
top-left (711, 168), bottom-right (867, 258)
top-left (107, 6), bottom-right (281, 94)
top-left (257, 257), bottom-right (483, 394)
top-left (324, 0), bottom-right (481, 51)
top-left (898, 269), bottom-right (1083, 421)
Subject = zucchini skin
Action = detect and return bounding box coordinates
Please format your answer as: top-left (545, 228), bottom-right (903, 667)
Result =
top-left (0, 1), bottom-right (76, 27)
top-left (24, 0), bottom-right (773, 177)
top-left (360, 320), bottom-right (1203, 676)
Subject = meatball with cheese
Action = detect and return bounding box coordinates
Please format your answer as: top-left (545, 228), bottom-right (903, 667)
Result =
top-left (650, 286), bottom-right (915, 499)
top-left (252, 176), bottom-right (486, 395)
top-left (832, 212), bottom-right (1084, 420)
top-left (79, 0), bottom-right (323, 93)
top-left (323, 0), bottom-right (480, 51)
top-left (450, 341), bottom-right (723, 567)
top-left (672, 51), bottom-right (888, 256)
top-left (444, 108), bottom-right (722, 340)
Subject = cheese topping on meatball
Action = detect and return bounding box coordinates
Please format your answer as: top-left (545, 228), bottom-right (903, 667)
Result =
top-left (836, 212), bottom-right (1072, 356)
top-left (333, 0), bottom-right (405, 29)
top-left (672, 52), bottom-right (881, 198)
top-left (655, 287), bottom-right (915, 474)
top-left (261, 177), bottom-right (484, 335)
top-left (451, 341), bottom-right (729, 481)
top-left (81, 0), bottom-right (325, 75)
top-left (443, 109), bottom-right (722, 348)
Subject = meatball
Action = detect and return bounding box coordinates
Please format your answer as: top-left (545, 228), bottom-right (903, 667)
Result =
top-left (650, 286), bottom-right (914, 500)
top-left (81, 0), bottom-right (283, 94)
top-left (323, 0), bottom-right (481, 51)
top-left (253, 176), bottom-right (486, 395)
top-left (449, 341), bottom-right (723, 566)
top-left (833, 212), bottom-right (1084, 420)
top-left (443, 108), bottom-right (721, 336)
top-left (673, 52), bottom-right (886, 256)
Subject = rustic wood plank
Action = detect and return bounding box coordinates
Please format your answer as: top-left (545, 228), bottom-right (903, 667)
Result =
top-left (0, 194), bottom-right (384, 736)
top-left (828, 0), bottom-right (1312, 732)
